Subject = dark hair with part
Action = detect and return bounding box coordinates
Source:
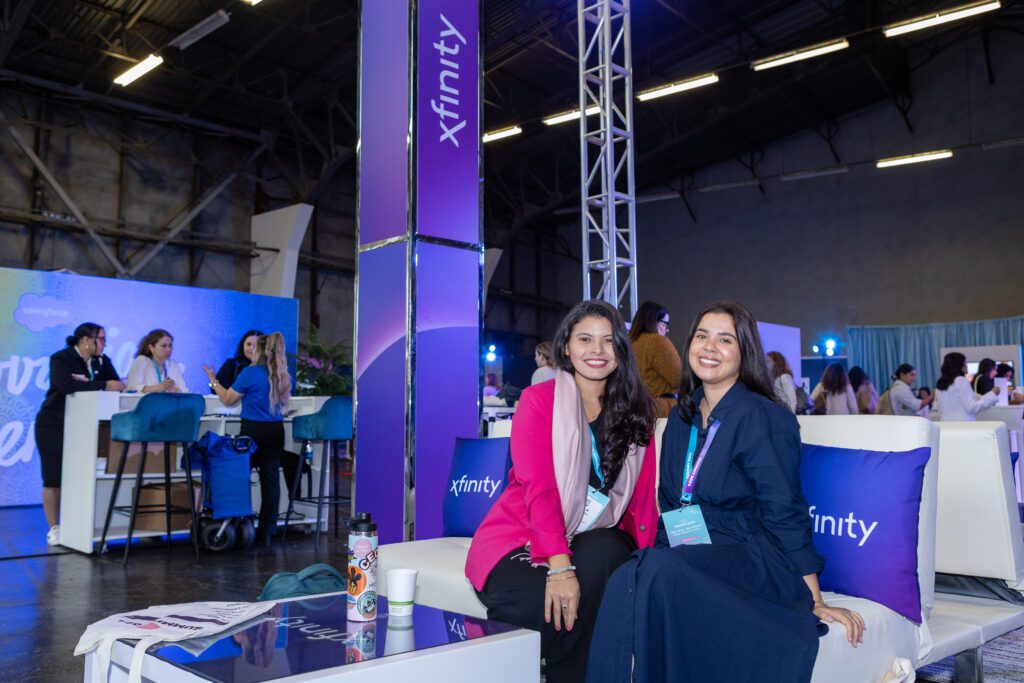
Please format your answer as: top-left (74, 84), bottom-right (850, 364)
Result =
top-left (136, 329), bottom-right (172, 359)
top-left (66, 322), bottom-right (101, 347)
top-left (892, 363), bottom-right (915, 382)
top-left (977, 358), bottom-right (996, 378)
top-left (676, 301), bottom-right (779, 423)
top-left (821, 363), bottom-right (850, 396)
top-left (997, 363), bottom-right (1014, 378)
top-left (628, 300), bottom-right (669, 342)
top-left (848, 366), bottom-right (868, 392)
top-left (234, 329), bottom-right (264, 362)
top-left (765, 351), bottom-right (793, 380)
top-left (936, 352), bottom-right (967, 391)
top-left (552, 299), bottom-right (654, 487)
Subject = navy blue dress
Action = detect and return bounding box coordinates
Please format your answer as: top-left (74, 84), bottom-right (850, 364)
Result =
top-left (587, 382), bottom-right (825, 682)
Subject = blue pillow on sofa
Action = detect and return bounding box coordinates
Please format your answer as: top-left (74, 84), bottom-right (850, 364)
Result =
top-left (443, 437), bottom-right (511, 537)
top-left (800, 444), bottom-right (931, 623)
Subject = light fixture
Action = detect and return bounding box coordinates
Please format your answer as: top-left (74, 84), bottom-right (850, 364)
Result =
top-left (825, 348), bottom-right (835, 357)
top-left (488, 345), bottom-right (496, 352)
top-left (696, 178), bottom-right (760, 193)
top-left (541, 105), bottom-right (600, 126)
top-left (636, 72), bottom-right (719, 102)
top-left (883, 1), bottom-right (1001, 38)
top-left (751, 38), bottom-right (849, 72)
top-left (780, 165), bottom-right (849, 182)
top-left (481, 126), bottom-right (522, 143)
top-left (485, 352), bottom-right (496, 362)
top-left (168, 10), bottom-right (231, 50)
top-left (113, 54), bottom-right (164, 86)
top-left (812, 345), bottom-right (820, 354)
top-left (876, 149), bottom-right (953, 168)
top-left (825, 339), bottom-right (837, 351)
top-left (241, 0), bottom-right (263, 4)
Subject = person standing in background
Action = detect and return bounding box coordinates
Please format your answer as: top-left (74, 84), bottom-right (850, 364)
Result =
top-left (36, 323), bottom-right (124, 545)
top-left (89, 326), bottom-right (122, 384)
top-left (484, 373), bottom-right (501, 397)
top-left (126, 329), bottom-right (189, 393)
top-left (934, 352), bottom-right (999, 421)
top-left (204, 332), bottom-right (292, 546)
top-left (810, 363), bottom-right (859, 415)
top-left (766, 351), bottom-right (797, 413)
top-left (215, 330), bottom-right (263, 390)
top-left (629, 301), bottom-right (682, 419)
top-left (884, 364), bottom-right (934, 416)
top-left (972, 358), bottom-right (997, 396)
top-left (531, 341), bottom-right (558, 385)
top-left (996, 363), bottom-right (1024, 404)
top-left (847, 366), bottom-right (879, 414)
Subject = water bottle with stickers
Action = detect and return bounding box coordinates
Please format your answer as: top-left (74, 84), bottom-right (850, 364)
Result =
top-left (347, 512), bottom-right (378, 621)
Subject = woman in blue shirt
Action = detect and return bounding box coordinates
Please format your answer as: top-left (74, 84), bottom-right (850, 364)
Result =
top-left (204, 332), bottom-right (292, 546)
top-left (587, 302), bottom-right (863, 682)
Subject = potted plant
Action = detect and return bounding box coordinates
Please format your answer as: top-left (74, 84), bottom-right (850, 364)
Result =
top-left (293, 326), bottom-right (353, 397)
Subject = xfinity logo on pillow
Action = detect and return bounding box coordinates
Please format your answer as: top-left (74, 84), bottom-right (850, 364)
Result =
top-left (449, 474), bottom-right (502, 498)
top-left (808, 506), bottom-right (878, 547)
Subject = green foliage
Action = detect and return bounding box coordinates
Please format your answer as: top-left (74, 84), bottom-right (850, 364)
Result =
top-left (292, 326), bottom-right (353, 397)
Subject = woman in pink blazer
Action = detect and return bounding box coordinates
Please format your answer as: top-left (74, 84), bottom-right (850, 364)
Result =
top-left (466, 299), bottom-right (658, 682)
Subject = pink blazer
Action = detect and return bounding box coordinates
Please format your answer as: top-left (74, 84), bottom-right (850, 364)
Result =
top-left (465, 380), bottom-right (658, 591)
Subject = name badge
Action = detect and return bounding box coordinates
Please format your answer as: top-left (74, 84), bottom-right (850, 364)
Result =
top-left (661, 505), bottom-right (712, 547)
top-left (577, 486), bottom-right (610, 533)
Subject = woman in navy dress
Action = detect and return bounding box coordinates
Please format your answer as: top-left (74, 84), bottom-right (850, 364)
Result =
top-left (587, 301), bottom-right (864, 682)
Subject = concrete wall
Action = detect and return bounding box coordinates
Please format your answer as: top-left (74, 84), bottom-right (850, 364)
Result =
top-left (635, 31), bottom-right (1024, 355)
top-left (0, 94), bottom-right (356, 349)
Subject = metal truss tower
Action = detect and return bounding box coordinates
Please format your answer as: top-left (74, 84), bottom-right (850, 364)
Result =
top-left (578, 0), bottom-right (638, 319)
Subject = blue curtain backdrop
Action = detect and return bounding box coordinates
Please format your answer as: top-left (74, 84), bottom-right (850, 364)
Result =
top-left (847, 315), bottom-right (1024, 392)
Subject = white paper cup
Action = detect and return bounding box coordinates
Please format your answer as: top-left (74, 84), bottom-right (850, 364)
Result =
top-left (386, 568), bottom-right (417, 617)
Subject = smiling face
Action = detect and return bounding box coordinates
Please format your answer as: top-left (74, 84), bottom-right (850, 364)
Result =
top-left (566, 315), bottom-right (617, 387)
top-left (243, 335), bottom-right (259, 363)
top-left (688, 312), bottom-right (741, 390)
top-left (149, 335), bottom-right (173, 363)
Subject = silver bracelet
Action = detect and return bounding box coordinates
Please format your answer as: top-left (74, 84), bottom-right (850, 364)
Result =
top-left (546, 565), bottom-right (577, 577)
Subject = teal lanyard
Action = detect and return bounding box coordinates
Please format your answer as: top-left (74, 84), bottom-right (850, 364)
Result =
top-left (680, 420), bottom-right (721, 504)
top-left (588, 426), bottom-right (605, 489)
top-left (86, 359), bottom-right (95, 381)
top-left (150, 359), bottom-right (164, 383)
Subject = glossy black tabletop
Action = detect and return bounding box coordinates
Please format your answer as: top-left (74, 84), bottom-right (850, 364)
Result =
top-left (150, 596), bottom-right (519, 682)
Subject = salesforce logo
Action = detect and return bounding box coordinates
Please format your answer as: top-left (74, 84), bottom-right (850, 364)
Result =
top-left (449, 474), bottom-right (502, 498)
top-left (808, 506), bottom-right (878, 547)
top-left (14, 293), bottom-right (71, 332)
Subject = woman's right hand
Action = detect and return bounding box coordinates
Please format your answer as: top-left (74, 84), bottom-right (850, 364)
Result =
top-left (992, 386), bottom-right (1001, 396)
top-left (544, 573), bottom-right (580, 632)
top-left (105, 380), bottom-right (125, 392)
top-left (160, 377), bottom-right (175, 392)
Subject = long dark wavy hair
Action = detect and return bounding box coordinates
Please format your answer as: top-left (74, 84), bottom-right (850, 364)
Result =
top-left (936, 352), bottom-right (967, 391)
top-left (552, 299), bottom-right (654, 488)
top-left (628, 300), bottom-right (669, 342)
top-left (234, 329), bottom-right (264, 362)
top-left (677, 301), bottom-right (779, 423)
top-left (848, 366), bottom-right (868, 392)
top-left (821, 363), bottom-right (850, 396)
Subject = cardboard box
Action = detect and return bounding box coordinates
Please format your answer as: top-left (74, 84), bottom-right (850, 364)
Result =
top-left (131, 481), bottom-right (202, 533)
top-left (99, 421), bottom-right (173, 475)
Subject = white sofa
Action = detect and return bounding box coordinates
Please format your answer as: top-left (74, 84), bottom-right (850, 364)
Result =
top-left (378, 416), bottom-right (1022, 682)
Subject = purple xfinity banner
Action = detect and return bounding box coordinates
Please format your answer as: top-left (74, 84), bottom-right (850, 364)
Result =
top-left (800, 444), bottom-right (931, 623)
top-left (416, 0), bottom-right (481, 244)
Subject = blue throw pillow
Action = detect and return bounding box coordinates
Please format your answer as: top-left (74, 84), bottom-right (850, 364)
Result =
top-left (800, 444), bottom-right (931, 624)
top-left (443, 437), bottom-right (511, 537)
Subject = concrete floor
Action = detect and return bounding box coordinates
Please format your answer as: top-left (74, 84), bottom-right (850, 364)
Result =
top-left (2, 508), bottom-right (349, 682)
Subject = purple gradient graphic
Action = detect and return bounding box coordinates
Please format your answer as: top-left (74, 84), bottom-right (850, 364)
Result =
top-left (355, 245), bottom-right (409, 544)
top-left (414, 243), bottom-right (480, 539)
top-left (416, 0), bottom-right (480, 244)
top-left (359, 0), bottom-right (410, 246)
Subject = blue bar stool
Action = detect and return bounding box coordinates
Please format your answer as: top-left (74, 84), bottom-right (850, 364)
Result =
top-left (98, 393), bottom-right (206, 564)
top-left (284, 396), bottom-right (353, 545)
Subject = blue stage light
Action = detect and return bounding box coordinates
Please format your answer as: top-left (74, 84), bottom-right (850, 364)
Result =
top-left (485, 352), bottom-right (496, 362)
top-left (825, 348), bottom-right (835, 357)
top-left (812, 345), bottom-right (820, 353)
top-left (488, 344), bottom-right (496, 352)
top-left (825, 339), bottom-right (836, 350)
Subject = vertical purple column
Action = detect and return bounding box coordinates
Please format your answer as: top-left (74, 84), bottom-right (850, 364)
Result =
top-left (356, 0), bottom-right (481, 543)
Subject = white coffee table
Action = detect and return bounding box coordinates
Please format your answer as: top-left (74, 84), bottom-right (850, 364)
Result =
top-left (84, 596), bottom-right (539, 682)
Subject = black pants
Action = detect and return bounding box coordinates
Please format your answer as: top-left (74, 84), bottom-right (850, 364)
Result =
top-left (477, 528), bottom-right (636, 683)
top-left (240, 419), bottom-right (284, 540)
top-left (35, 411), bottom-right (65, 487)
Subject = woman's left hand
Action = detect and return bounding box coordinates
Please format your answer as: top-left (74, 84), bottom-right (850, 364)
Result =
top-left (202, 365), bottom-right (217, 383)
top-left (813, 603), bottom-right (865, 647)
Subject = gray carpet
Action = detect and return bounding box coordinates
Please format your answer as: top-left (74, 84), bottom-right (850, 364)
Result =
top-left (916, 625), bottom-right (1024, 682)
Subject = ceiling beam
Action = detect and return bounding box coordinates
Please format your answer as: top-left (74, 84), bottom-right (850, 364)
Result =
top-left (0, 0), bottom-right (38, 68)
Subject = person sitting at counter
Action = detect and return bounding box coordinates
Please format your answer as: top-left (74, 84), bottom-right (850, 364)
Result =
top-left (215, 329), bottom-right (263, 390)
top-left (203, 332), bottom-right (292, 546)
top-left (125, 329), bottom-right (189, 393)
top-left (36, 323), bottom-right (125, 545)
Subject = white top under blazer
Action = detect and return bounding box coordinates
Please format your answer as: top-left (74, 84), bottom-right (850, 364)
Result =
top-left (125, 356), bottom-right (190, 393)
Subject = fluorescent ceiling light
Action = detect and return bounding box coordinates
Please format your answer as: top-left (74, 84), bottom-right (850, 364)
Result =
top-left (169, 10), bottom-right (231, 50)
top-left (883, 1), bottom-right (1001, 38)
top-left (876, 149), bottom-right (953, 168)
top-left (751, 38), bottom-right (849, 71)
top-left (113, 54), bottom-right (164, 86)
top-left (780, 165), bottom-right (849, 181)
top-left (542, 105), bottom-right (600, 126)
top-left (637, 72), bottom-right (719, 102)
top-left (482, 126), bottom-right (522, 143)
top-left (241, 0), bottom-right (263, 5)
top-left (696, 178), bottom-right (760, 193)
